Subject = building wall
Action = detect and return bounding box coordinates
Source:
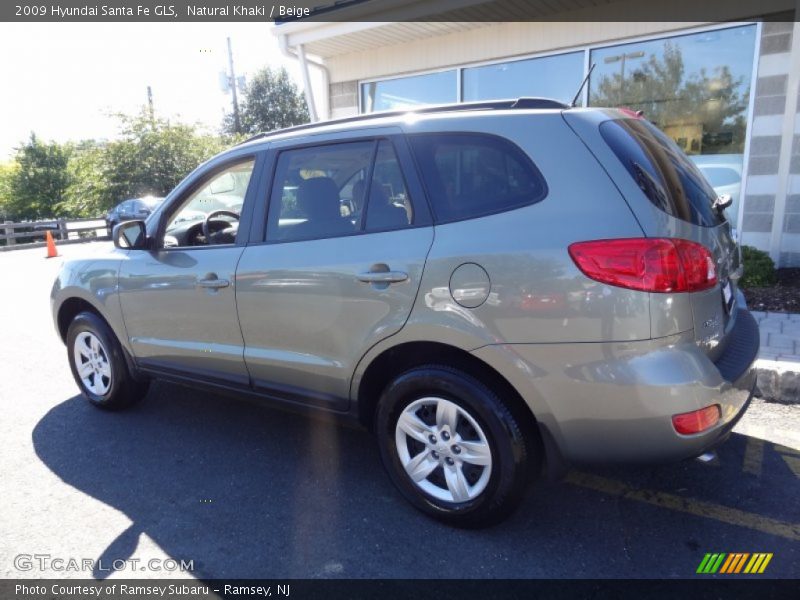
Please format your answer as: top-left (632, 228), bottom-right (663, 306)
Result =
top-left (327, 21), bottom-right (707, 117)
top-left (741, 20), bottom-right (800, 266)
top-left (780, 21), bottom-right (800, 267)
top-left (326, 21), bottom-right (704, 85)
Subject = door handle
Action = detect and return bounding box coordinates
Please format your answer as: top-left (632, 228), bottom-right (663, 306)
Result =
top-left (196, 274), bottom-right (230, 289)
top-left (357, 267), bottom-right (408, 284)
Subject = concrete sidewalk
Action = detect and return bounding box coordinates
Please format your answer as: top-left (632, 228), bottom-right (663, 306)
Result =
top-left (751, 311), bottom-right (800, 403)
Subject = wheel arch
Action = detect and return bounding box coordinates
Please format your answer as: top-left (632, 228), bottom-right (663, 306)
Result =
top-left (355, 338), bottom-right (574, 478)
top-left (356, 340), bottom-right (541, 446)
top-left (58, 295), bottom-right (143, 383)
top-left (56, 297), bottom-right (106, 343)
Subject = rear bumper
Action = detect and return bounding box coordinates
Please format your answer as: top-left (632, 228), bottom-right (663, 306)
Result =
top-left (471, 309), bottom-right (759, 467)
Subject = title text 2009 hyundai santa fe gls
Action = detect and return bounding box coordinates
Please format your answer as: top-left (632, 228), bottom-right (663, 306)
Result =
top-left (52, 100), bottom-right (759, 527)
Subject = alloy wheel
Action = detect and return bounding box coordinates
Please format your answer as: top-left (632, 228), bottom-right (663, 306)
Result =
top-left (394, 397), bottom-right (493, 503)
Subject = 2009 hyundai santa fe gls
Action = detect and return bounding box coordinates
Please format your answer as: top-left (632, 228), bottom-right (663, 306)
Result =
top-left (52, 99), bottom-right (759, 527)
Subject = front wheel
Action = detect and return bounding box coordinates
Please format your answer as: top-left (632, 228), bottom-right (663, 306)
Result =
top-left (376, 365), bottom-right (538, 528)
top-left (66, 311), bottom-right (148, 410)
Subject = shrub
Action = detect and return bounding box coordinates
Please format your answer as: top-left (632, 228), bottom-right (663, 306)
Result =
top-left (740, 245), bottom-right (776, 288)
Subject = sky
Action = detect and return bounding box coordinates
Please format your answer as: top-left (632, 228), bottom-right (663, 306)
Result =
top-left (0, 22), bottom-right (323, 161)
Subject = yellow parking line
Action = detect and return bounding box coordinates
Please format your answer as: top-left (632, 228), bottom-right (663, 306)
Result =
top-left (780, 455), bottom-right (800, 479)
top-left (774, 444), bottom-right (800, 456)
top-left (742, 438), bottom-right (764, 476)
top-left (565, 471), bottom-right (800, 542)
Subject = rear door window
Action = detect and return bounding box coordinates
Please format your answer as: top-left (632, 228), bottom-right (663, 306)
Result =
top-left (365, 140), bottom-right (413, 232)
top-left (408, 133), bottom-right (547, 223)
top-left (600, 118), bottom-right (724, 227)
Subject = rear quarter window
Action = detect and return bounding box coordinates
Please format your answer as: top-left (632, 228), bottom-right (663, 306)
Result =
top-left (600, 118), bottom-right (724, 228)
top-left (408, 133), bottom-right (547, 223)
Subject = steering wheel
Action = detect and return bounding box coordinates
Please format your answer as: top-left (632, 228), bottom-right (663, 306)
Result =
top-left (202, 210), bottom-right (240, 244)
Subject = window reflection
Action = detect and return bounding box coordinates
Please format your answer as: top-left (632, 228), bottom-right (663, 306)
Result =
top-left (589, 25), bottom-right (757, 226)
top-left (361, 71), bottom-right (457, 113)
top-left (462, 52), bottom-right (584, 105)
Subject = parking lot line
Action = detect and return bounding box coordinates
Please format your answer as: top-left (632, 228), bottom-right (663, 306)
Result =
top-left (565, 471), bottom-right (800, 542)
top-left (743, 437), bottom-right (764, 476)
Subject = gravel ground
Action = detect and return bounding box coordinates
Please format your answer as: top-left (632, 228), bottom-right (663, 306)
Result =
top-left (743, 268), bottom-right (800, 314)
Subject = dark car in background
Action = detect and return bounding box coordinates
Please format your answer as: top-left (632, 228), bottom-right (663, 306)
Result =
top-left (105, 196), bottom-right (164, 236)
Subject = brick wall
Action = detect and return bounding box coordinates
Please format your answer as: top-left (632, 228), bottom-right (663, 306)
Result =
top-left (329, 81), bottom-right (358, 119)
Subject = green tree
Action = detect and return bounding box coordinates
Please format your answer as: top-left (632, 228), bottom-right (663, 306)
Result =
top-left (103, 110), bottom-right (226, 202)
top-left (225, 66), bottom-right (309, 135)
top-left (0, 162), bottom-right (16, 221)
top-left (6, 134), bottom-right (72, 220)
top-left (58, 140), bottom-right (111, 218)
top-left (6, 112), bottom-right (229, 221)
top-left (590, 43), bottom-right (748, 154)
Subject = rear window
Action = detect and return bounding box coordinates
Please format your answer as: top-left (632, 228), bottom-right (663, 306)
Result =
top-left (409, 133), bottom-right (547, 223)
top-left (600, 119), bottom-right (724, 227)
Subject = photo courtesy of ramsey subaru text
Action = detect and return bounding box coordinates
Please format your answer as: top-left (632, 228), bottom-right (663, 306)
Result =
top-left (51, 99), bottom-right (759, 527)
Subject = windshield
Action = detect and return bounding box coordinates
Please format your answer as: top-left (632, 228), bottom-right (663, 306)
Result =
top-left (140, 196), bottom-right (163, 209)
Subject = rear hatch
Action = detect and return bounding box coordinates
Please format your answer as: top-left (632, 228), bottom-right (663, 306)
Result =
top-left (565, 111), bottom-right (742, 362)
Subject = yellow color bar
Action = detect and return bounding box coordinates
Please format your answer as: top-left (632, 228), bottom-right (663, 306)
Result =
top-left (758, 553), bottom-right (773, 573)
top-left (744, 554), bottom-right (760, 573)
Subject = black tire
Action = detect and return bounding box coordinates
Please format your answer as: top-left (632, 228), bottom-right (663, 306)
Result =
top-left (66, 311), bottom-right (148, 410)
top-left (376, 364), bottom-right (538, 528)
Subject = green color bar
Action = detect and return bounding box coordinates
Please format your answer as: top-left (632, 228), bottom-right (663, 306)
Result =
top-left (710, 553), bottom-right (727, 573)
top-left (696, 554), bottom-right (713, 573)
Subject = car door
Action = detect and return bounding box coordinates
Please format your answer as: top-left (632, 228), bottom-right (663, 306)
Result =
top-left (118, 154), bottom-right (262, 386)
top-left (235, 131), bottom-right (434, 410)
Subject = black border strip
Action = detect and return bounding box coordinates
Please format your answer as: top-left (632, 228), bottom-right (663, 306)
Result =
top-left (2, 0), bottom-right (798, 23)
top-left (3, 579), bottom-right (800, 600)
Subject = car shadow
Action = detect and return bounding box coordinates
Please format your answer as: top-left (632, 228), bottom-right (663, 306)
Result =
top-left (33, 384), bottom-right (799, 579)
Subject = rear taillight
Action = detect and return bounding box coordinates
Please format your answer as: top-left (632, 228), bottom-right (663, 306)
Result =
top-left (568, 238), bottom-right (717, 293)
top-left (672, 405), bottom-right (721, 435)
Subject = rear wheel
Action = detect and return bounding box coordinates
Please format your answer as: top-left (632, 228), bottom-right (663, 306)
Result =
top-left (376, 365), bottom-right (537, 527)
top-left (67, 311), bottom-right (148, 410)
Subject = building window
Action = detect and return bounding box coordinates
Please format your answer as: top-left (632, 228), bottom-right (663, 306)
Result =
top-left (589, 24), bottom-right (757, 226)
top-left (361, 70), bottom-right (457, 113)
top-left (462, 51), bottom-right (584, 105)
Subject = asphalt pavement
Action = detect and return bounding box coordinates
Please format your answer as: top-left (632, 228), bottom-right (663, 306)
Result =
top-left (1, 242), bottom-right (798, 580)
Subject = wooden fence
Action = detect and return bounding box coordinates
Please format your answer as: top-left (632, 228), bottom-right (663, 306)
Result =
top-left (1, 217), bottom-right (108, 247)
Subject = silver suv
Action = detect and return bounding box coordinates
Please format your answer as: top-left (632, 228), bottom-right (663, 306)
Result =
top-left (51, 100), bottom-right (759, 527)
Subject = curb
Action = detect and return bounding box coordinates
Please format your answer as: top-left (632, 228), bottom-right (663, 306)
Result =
top-left (755, 359), bottom-right (800, 404)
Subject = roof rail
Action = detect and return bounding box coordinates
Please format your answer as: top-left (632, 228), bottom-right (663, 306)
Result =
top-left (238, 97), bottom-right (568, 146)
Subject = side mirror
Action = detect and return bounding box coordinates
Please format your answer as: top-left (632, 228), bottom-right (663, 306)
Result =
top-left (113, 220), bottom-right (149, 250)
top-left (713, 194), bottom-right (732, 212)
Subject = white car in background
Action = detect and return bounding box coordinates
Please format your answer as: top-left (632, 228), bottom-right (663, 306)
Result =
top-left (690, 154), bottom-right (743, 229)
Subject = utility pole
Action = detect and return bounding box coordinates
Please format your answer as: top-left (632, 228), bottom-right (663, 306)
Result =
top-left (147, 86), bottom-right (155, 127)
top-left (604, 51), bottom-right (645, 105)
top-left (227, 37), bottom-right (241, 134)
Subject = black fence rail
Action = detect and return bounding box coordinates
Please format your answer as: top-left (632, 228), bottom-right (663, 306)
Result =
top-left (1, 217), bottom-right (108, 249)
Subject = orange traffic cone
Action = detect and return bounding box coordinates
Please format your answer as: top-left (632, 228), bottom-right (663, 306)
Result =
top-left (45, 230), bottom-right (59, 258)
